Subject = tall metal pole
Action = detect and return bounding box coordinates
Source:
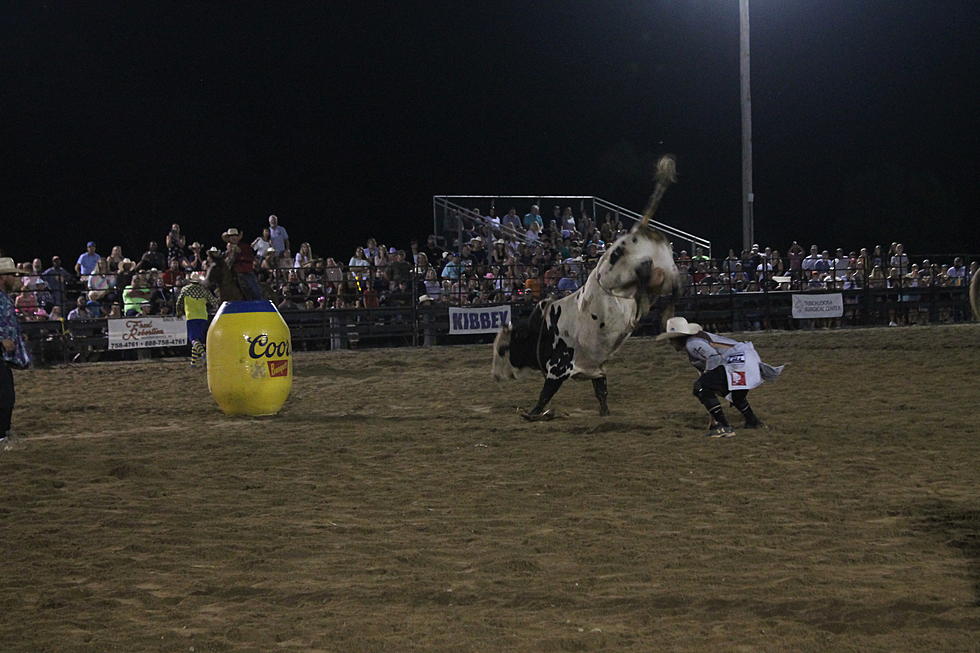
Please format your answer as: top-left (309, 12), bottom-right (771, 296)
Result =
top-left (739, 0), bottom-right (754, 251)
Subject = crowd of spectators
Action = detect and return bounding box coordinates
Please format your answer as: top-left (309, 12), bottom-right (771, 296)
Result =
top-left (2, 207), bottom-right (976, 325)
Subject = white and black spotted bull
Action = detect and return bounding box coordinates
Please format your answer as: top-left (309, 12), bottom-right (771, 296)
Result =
top-left (491, 156), bottom-right (680, 420)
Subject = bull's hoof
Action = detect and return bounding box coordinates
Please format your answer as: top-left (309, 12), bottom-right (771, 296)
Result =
top-left (520, 408), bottom-right (555, 422)
top-left (598, 406), bottom-right (610, 417)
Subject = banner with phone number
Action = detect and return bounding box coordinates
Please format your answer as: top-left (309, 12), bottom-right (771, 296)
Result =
top-left (107, 316), bottom-right (187, 350)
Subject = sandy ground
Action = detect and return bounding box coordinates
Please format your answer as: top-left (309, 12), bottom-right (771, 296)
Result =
top-left (2, 324), bottom-right (979, 652)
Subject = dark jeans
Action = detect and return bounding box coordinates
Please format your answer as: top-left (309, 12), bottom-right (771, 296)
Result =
top-left (1, 362), bottom-right (14, 436)
top-left (237, 272), bottom-right (264, 301)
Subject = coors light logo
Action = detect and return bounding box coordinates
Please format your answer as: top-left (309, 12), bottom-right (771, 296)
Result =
top-left (246, 334), bottom-right (290, 378)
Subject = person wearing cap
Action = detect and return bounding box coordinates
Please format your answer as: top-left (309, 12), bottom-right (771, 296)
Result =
top-left (176, 271), bottom-right (219, 366)
top-left (75, 241), bottom-right (102, 278)
top-left (657, 316), bottom-right (784, 438)
top-left (0, 257), bottom-right (31, 443)
top-left (222, 227), bottom-right (264, 300)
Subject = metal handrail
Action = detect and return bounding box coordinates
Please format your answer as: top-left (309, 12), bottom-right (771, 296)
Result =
top-left (433, 194), bottom-right (712, 258)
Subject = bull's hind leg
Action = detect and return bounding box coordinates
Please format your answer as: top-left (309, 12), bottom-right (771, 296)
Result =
top-left (521, 378), bottom-right (564, 421)
top-left (592, 377), bottom-right (610, 416)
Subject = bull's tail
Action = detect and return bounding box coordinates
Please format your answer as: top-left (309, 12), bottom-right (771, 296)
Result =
top-left (639, 155), bottom-right (678, 229)
top-left (970, 266), bottom-right (980, 321)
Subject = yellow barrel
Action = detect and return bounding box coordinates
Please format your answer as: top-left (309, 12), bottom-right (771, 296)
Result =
top-left (206, 300), bottom-right (292, 416)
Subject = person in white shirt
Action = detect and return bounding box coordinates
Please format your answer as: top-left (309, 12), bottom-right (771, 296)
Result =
top-left (267, 214), bottom-right (290, 256)
top-left (658, 316), bottom-right (784, 438)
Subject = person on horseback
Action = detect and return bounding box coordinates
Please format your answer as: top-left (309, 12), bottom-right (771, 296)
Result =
top-left (222, 228), bottom-right (264, 300)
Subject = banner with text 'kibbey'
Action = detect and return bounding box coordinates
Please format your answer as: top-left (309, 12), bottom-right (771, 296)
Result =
top-left (449, 305), bottom-right (511, 335)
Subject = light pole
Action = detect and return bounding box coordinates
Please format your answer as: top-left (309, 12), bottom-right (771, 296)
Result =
top-left (739, 0), bottom-right (754, 251)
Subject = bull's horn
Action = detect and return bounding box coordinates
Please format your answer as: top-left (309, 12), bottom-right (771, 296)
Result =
top-left (639, 154), bottom-right (677, 229)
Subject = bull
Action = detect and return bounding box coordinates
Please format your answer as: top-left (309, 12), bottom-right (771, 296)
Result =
top-left (491, 156), bottom-right (680, 420)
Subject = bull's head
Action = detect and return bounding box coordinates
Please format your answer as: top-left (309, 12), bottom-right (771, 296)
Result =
top-left (593, 225), bottom-right (678, 301)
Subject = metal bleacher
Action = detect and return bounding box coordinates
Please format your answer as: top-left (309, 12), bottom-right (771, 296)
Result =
top-left (432, 195), bottom-right (711, 257)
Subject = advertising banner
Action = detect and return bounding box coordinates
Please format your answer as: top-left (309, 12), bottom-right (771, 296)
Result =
top-left (791, 293), bottom-right (843, 319)
top-left (449, 305), bottom-right (511, 335)
top-left (108, 316), bottom-right (188, 350)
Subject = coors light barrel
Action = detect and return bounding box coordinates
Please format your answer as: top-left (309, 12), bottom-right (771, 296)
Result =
top-left (206, 300), bottom-right (292, 416)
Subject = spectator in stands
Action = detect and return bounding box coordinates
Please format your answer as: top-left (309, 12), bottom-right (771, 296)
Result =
top-left (441, 253), bottom-right (462, 281)
top-left (525, 220), bottom-right (542, 244)
top-left (67, 296), bottom-right (91, 320)
top-left (122, 273), bottom-right (152, 316)
top-left (14, 284), bottom-right (39, 318)
top-left (802, 245), bottom-right (820, 273)
top-left (106, 245), bottom-right (124, 271)
top-left (389, 250), bottom-right (412, 282)
top-left (162, 257), bottom-right (185, 288)
top-left (116, 258), bottom-right (136, 293)
top-left (871, 245), bottom-right (885, 269)
top-left (348, 246), bottom-right (370, 281)
top-left (41, 256), bottom-right (73, 311)
top-left (86, 258), bottom-right (116, 303)
top-left (75, 241), bottom-right (101, 278)
top-left (185, 242), bottom-right (206, 271)
top-left (107, 302), bottom-right (122, 319)
top-left (85, 300), bottom-right (102, 318)
top-left (946, 257), bottom-right (967, 286)
top-left (166, 225), bottom-right (186, 264)
top-left (136, 241), bottom-right (167, 272)
top-left (890, 243), bottom-right (909, 276)
top-left (523, 205), bottom-right (544, 230)
top-left (294, 242), bottom-right (314, 269)
top-left (268, 215), bottom-right (290, 257)
top-left (21, 259), bottom-right (43, 291)
top-left (251, 228), bottom-right (273, 262)
top-left (324, 257), bottom-right (344, 283)
top-left (787, 242), bottom-right (804, 280)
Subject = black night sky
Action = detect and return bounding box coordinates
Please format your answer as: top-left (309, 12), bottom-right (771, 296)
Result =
top-left (4, 1), bottom-right (978, 263)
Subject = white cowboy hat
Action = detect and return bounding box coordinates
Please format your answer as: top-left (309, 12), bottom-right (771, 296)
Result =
top-left (0, 257), bottom-right (23, 275)
top-left (188, 271), bottom-right (206, 283)
top-left (418, 294), bottom-right (434, 303)
top-left (222, 228), bottom-right (241, 241)
top-left (655, 316), bottom-right (703, 341)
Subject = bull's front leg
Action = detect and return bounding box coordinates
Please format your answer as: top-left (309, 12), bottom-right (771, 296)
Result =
top-left (592, 377), bottom-right (610, 416)
top-left (521, 377), bottom-right (565, 421)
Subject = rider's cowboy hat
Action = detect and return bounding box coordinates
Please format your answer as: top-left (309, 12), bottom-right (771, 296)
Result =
top-left (221, 228), bottom-right (242, 242)
top-left (655, 316), bottom-right (703, 341)
top-left (0, 257), bottom-right (24, 275)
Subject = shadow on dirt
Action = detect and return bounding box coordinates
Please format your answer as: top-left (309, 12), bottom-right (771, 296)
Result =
top-left (913, 500), bottom-right (980, 606)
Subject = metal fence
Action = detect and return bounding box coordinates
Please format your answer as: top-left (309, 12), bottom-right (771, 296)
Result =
top-left (10, 254), bottom-right (977, 366)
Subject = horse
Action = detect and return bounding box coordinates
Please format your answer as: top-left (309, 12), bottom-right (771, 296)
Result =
top-left (205, 256), bottom-right (245, 302)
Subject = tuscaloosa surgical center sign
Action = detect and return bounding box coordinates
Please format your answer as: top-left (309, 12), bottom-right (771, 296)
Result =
top-left (792, 293), bottom-right (843, 319)
top-left (449, 305), bottom-right (511, 335)
top-left (108, 316), bottom-right (188, 350)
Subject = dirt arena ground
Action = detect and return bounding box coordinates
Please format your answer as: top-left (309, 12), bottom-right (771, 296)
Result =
top-left (2, 324), bottom-right (979, 652)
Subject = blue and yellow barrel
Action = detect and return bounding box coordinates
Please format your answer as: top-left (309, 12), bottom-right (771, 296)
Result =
top-left (206, 300), bottom-right (292, 416)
